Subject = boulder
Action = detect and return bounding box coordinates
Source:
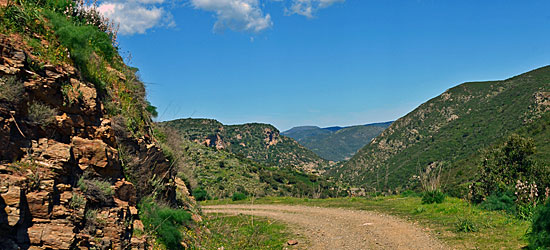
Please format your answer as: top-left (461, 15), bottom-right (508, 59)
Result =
top-left (114, 180), bottom-right (136, 205)
top-left (28, 221), bottom-right (75, 249)
top-left (72, 136), bottom-right (119, 173)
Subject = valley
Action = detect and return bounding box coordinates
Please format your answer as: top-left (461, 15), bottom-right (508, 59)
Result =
top-left (0, 0), bottom-right (549, 249)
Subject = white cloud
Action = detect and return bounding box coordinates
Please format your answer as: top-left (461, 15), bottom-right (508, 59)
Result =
top-left (98, 1), bottom-right (174, 35)
top-left (189, 0), bottom-right (272, 33)
top-left (287, 0), bottom-right (344, 18)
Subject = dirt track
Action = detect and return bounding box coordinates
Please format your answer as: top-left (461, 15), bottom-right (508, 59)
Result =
top-left (203, 204), bottom-right (448, 250)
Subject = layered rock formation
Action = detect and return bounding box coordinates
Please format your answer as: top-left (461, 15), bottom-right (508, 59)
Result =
top-left (0, 33), bottom-right (196, 249)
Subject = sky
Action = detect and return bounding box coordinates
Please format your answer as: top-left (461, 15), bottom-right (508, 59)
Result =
top-left (99, 0), bottom-right (550, 131)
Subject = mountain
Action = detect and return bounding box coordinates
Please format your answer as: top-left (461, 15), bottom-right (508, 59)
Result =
top-left (332, 66), bottom-right (550, 194)
top-left (156, 127), bottom-right (343, 199)
top-left (283, 122), bottom-right (392, 161)
top-left (160, 118), bottom-right (330, 173)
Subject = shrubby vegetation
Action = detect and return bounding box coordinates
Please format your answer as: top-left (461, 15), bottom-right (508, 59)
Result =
top-left (529, 201), bottom-right (550, 249)
top-left (27, 102), bottom-right (57, 127)
top-left (469, 134), bottom-right (550, 219)
top-left (139, 199), bottom-right (192, 250)
top-left (0, 76), bottom-right (24, 103)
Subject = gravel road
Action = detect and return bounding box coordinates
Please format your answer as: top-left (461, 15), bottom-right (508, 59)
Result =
top-left (203, 204), bottom-right (448, 250)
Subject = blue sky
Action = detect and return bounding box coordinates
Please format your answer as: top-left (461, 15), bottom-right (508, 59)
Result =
top-left (101, 0), bottom-right (550, 131)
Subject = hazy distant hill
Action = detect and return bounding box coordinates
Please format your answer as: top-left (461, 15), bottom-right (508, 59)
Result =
top-left (332, 66), bottom-right (550, 194)
top-left (160, 118), bottom-right (329, 173)
top-left (283, 122), bottom-right (392, 161)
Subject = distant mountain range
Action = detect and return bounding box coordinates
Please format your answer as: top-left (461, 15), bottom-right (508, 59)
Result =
top-left (331, 66), bottom-right (550, 194)
top-left (282, 122), bottom-right (392, 161)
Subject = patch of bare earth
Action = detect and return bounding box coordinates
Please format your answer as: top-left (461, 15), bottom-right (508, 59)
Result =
top-left (203, 204), bottom-right (448, 250)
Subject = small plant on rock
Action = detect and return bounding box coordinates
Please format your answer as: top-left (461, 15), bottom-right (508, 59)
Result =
top-left (0, 76), bottom-right (24, 103)
top-left (28, 102), bottom-right (56, 128)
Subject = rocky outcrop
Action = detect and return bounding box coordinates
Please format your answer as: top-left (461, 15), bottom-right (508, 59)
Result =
top-left (0, 34), bottom-right (193, 249)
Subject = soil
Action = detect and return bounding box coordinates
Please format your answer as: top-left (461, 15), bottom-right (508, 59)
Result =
top-left (203, 204), bottom-right (448, 250)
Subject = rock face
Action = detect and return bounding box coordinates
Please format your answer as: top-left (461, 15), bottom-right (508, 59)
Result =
top-left (0, 34), bottom-right (189, 249)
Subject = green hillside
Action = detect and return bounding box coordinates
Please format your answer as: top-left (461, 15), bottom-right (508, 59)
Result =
top-left (332, 66), bottom-right (550, 194)
top-left (161, 118), bottom-right (330, 173)
top-left (283, 122), bottom-right (391, 161)
top-left (155, 127), bottom-right (342, 199)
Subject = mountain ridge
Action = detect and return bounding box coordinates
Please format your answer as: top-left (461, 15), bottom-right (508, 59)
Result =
top-left (283, 122), bottom-right (392, 161)
top-left (332, 65), bottom-right (550, 194)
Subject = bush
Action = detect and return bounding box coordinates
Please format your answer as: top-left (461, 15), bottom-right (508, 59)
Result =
top-left (28, 102), bottom-right (56, 127)
top-left (0, 76), bottom-right (24, 103)
top-left (528, 201), bottom-right (550, 249)
top-left (421, 190), bottom-right (445, 204)
top-left (192, 188), bottom-right (210, 201)
top-left (232, 192), bottom-right (247, 201)
top-left (139, 199), bottom-right (192, 250)
top-left (455, 217), bottom-right (479, 233)
top-left (480, 191), bottom-right (516, 214)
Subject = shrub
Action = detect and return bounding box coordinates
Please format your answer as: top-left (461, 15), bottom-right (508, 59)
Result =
top-left (422, 190), bottom-right (445, 204)
top-left (480, 191), bottom-right (516, 214)
top-left (455, 217), bottom-right (479, 233)
top-left (192, 188), bottom-right (210, 201)
top-left (139, 199), bottom-right (192, 250)
top-left (69, 193), bottom-right (86, 209)
top-left (232, 192), bottom-right (247, 201)
top-left (528, 201), bottom-right (550, 249)
top-left (28, 102), bottom-right (56, 127)
top-left (0, 76), bottom-right (24, 103)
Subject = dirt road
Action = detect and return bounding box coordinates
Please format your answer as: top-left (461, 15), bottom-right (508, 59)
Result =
top-left (203, 204), bottom-right (448, 250)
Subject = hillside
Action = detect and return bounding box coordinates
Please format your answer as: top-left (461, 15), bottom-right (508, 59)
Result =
top-left (161, 118), bottom-right (330, 173)
top-left (156, 127), bottom-right (343, 200)
top-left (332, 66), bottom-right (550, 194)
top-left (283, 122), bottom-right (392, 161)
top-left (0, 1), bottom-right (199, 249)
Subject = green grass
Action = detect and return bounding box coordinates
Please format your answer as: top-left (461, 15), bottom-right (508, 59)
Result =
top-left (202, 195), bottom-right (530, 249)
top-left (198, 214), bottom-right (298, 250)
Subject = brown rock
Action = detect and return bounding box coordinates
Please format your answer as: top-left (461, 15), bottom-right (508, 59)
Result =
top-left (28, 222), bottom-right (75, 249)
top-left (114, 180), bottom-right (136, 205)
top-left (72, 136), bottom-right (118, 171)
top-left (133, 220), bottom-right (144, 232)
top-left (287, 240), bottom-right (298, 246)
top-left (129, 206), bottom-right (138, 216)
top-left (27, 191), bottom-right (50, 219)
top-left (2, 185), bottom-right (21, 226)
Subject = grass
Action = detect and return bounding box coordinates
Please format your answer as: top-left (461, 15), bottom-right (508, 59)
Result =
top-left (202, 195), bottom-right (530, 249)
top-left (198, 213), bottom-right (299, 250)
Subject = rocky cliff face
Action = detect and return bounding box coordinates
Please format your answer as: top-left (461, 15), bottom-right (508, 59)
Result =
top-left (0, 34), bottom-right (196, 249)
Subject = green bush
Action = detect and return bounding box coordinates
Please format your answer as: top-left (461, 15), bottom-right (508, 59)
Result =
top-left (480, 191), bottom-right (516, 214)
top-left (455, 217), bottom-right (479, 233)
top-left (139, 199), bottom-right (192, 250)
top-left (421, 190), bottom-right (445, 204)
top-left (528, 201), bottom-right (550, 249)
top-left (192, 188), bottom-right (210, 201)
top-left (45, 11), bottom-right (115, 91)
top-left (232, 192), bottom-right (247, 201)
